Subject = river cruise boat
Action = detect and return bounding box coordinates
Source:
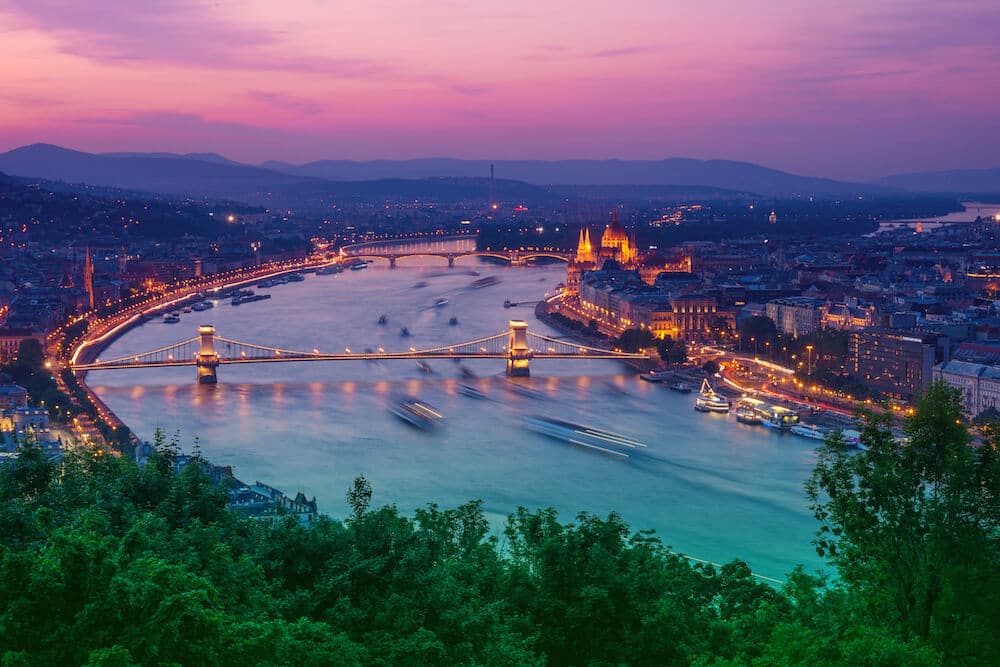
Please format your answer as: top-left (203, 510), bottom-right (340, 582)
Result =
top-left (470, 276), bottom-right (500, 289)
top-left (390, 399), bottom-right (445, 430)
top-left (349, 261), bottom-right (368, 271)
top-left (790, 423), bottom-right (827, 441)
top-left (457, 384), bottom-right (486, 399)
top-left (163, 313), bottom-right (180, 324)
top-left (523, 415), bottom-right (647, 459)
top-left (639, 369), bottom-right (672, 383)
top-left (760, 404), bottom-right (800, 430)
top-left (316, 264), bottom-right (343, 275)
top-left (286, 272), bottom-right (305, 282)
top-left (667, 381), bottom-right (692, 393)
top-left (735, 397), bottom-right (764, 425)
top-left (694, 379), bottom-right (730, 412)
top-left (191, 301), bottom-right (214, 312)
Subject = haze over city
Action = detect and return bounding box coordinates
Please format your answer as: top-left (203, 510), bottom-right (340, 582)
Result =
top-left (1, 0), bottom-right (998, 179)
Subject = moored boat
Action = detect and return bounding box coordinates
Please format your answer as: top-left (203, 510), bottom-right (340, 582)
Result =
top-left (191, 301), bottom-right (214, 311)
top-left (667, 381), bottom-right (692, 393)
top-left (694, 378), bottom-right (730, 412)
top-left (640, 369), bottom-right (672, 383)
top-left (163, 313), bottom-right (180, 324)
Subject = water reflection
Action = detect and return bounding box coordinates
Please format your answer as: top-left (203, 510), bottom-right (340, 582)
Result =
top-left (93, 260), bottom-right (825, 582)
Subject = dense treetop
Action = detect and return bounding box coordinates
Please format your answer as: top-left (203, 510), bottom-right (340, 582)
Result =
top-left (1, 382), bottom-right (997, 665)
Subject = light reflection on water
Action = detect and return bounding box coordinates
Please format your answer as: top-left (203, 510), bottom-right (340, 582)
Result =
top-left (92, 258), bottom-right (826, 581)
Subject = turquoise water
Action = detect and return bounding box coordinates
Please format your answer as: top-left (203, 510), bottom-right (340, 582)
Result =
top-left (91, 256), bottom-right (826, 582)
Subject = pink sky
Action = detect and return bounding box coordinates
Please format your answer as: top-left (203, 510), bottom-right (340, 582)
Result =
top-left (0, 0), bottom-right (997, 179)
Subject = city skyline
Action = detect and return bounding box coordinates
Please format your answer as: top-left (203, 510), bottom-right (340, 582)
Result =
top-left (1, 0), bottom-right (998, 180)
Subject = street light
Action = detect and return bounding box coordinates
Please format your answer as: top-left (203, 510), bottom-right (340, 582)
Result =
top-left (806, 344), bottom-right (814, 375)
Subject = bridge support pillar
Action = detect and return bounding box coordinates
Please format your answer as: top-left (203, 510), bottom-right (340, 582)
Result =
top-left (389, 256), bottom-right (396, 269)
top-left (196, 324), bottom-right (220, 384)
top-left (506, 320), bottom-right (532, 377)
top-left (447, 255), bottom-right (455, 268)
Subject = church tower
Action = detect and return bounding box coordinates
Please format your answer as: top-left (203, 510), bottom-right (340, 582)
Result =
top-left (576, 226), bottom-right (593, 264)
top-left (83, 247), bottom-right (95, 310)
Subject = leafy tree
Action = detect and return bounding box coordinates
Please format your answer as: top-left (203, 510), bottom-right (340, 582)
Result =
top-left (615, 327), bottom-right (655, 353)
top-left (807, 382), bottom-right (1000, 663)
top-left (346, 475), bottom-right (372, 521)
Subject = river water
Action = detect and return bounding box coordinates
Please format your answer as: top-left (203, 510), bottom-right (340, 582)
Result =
top-left (91, 252), bottom-right (826, 581)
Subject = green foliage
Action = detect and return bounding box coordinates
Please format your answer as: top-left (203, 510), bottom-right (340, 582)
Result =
top-left (7, 385), bottom-right (998, 664)
top-left (658, 335), bottom-right (688, 364)
top-left (807, 382), bottom-right (1000, 665)
top-left (615, 327), bottom-right (656, 353)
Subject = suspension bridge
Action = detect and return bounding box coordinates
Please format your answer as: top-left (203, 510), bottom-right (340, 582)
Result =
top-left (71, 321), bottom-right (648, 383)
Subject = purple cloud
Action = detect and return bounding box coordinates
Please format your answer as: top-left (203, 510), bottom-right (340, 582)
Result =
top-left (1, 0), bottom-right (389, 76)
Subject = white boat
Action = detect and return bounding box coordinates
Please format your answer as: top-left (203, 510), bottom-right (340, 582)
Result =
top-left (434, 297), bottom-right (449, 307)
top-left (389, 399), bottom-right (445, 429)
top-left (191, 301), bottom-right (214, 311)
top-left (790, 423), bottom-right (827, 441)
top-left (694, 378), bottom-right (730, 412)
top-left (523, 415), bottom-right (647, 459)
top-left (163, 313), bottom-right (180, 324)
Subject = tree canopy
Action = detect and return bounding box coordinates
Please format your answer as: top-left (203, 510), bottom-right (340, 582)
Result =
top-left (4, 383), bottom-right (998, 664)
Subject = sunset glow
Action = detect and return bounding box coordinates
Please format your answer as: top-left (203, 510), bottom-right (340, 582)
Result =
top-left (0, 0), bottom-right (997, 178)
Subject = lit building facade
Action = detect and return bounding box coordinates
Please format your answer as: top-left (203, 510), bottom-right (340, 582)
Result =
top-left (849, 330), bottom-right (936, 401)
top-left (766, 297), bottom-right (824, 337)
top-left (934, 360), bottom-right (1000, 416)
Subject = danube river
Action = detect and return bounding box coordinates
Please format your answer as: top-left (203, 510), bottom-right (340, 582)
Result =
top-left (90, 255), bottom-right (825, 582)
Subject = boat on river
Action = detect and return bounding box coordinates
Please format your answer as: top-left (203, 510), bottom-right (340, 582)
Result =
top-left (790, 423), bottom-right (827, 441)
top-left (640, 369), bottom-right (672, 383)
top-left (470, 276), bottom-right (500, 289)
top-left (350, 261), bottom-right (368, 271)
top-left (192, 301), bottom-right (214, 312)
top-left (417, 361), bottom-right (433, 374)
top-left (449, 317), bottom-right (459, 326)
top-left (389, 399), bottom-right (444, 429)
top-left (377, 314), bottom-right (387, 325)
top-left (694, 378), bottom-right (730, 413)
top-left (523, 415), bottom-right (647, 459)
top-left (434, 297), bottom-right (449, 308)
top-left (317, 264), bottom-right (343, 275)
top-left (163, 313), bottom-right (180, 324)
top-left (667, 381), bottom-right (692, 393)
top-left (458, 384), bottom-right (486, 399)
top-left (287, 272), bottom-right (305, 282)
top-left (400, 327), bottom-right (411, 337)
top-left (735, 398), bottom-right (763, 425)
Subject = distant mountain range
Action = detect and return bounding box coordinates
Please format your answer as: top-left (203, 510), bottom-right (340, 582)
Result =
top-left (1, 143), bottom-right (995, 205)
top-left (261, 157), bottom-right (891, 197)
top-left (874, 169), bottom-right (1000, 194)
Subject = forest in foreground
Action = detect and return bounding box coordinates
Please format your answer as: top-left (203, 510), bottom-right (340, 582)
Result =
top-left (1, 383), bottom-right (998, 666)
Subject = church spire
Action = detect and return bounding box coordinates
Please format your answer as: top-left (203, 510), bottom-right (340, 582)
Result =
top-left (84, 246), bottom-right (94, 310)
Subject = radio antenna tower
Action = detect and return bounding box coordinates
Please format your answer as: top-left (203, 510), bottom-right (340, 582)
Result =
top-left (489, 163), bottom-right (496, 211)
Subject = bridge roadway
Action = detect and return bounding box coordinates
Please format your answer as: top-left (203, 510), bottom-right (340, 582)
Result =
top-left (71, 321), bottom-right (648, 383)
top-left (341, 248), bottom-right (572, 268)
